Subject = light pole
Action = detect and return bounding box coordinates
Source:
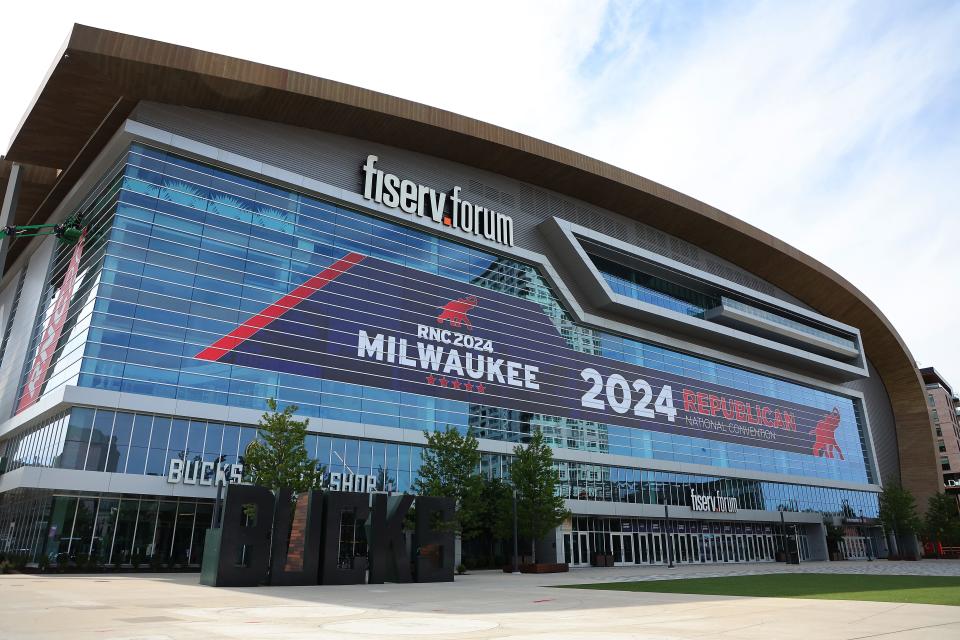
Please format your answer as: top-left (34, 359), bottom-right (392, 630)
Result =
top-left (512, 488), bottom-right (520, 574)
top-left (213, 476), bottom-right (223, 528)
top-left (664, 503), bottom-right (674, 569)
top-left (779, 508), bottom-right (787, 563)
top-left (794, 524), bottom-right (801, 564)
top-left (212, 456), bottom-right (227, 528)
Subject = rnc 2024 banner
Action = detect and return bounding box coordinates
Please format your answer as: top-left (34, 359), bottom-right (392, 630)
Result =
top-left (196, 252), bottom-right (846, 460)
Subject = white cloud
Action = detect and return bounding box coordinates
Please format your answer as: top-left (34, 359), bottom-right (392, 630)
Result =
top-left (1, 0), bottom-right (958, 385)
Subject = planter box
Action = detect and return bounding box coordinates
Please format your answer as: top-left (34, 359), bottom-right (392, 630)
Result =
top-left (502, 563), bottom-right (569, 573)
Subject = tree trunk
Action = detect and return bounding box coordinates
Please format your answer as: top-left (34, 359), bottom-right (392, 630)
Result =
top-left (530, 513), bottom-right (536, 564)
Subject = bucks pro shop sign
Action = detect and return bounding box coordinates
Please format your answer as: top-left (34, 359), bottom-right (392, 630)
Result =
top-left (196, 252), bottom-right (848, 459)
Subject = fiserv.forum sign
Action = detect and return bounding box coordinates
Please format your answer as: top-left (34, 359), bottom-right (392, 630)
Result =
top-left (362, 155), bottom-right (514, 247)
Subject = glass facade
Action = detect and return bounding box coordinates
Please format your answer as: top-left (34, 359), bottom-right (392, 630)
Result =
top-left (590, 253), bottom-right (717, 318)
top-left (0, 141), bottom-right (890, 567)
top-left (14, 144), bottom-right (875, 485)
top-left (590, 252), bottom-right (857, 353)
top-left (0, 407), bottom-right (880, 517)
top-left (0, 268), bottom-right (27, 367)
top-left (0, 407), bottom-right (880, 565)
top-left (721, 297), bottom-right (857, 351)
top-left (0, 488), bottom-right (212, 567)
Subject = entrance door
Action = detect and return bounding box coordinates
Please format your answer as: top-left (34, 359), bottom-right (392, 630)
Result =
top-left (799, 531), bottom-right (810, 561)
top-left (690, 534), bottom-right (701, 563)
top-left (723, 535), bottom-right (737, 562)
top-left (568, 532), bottom-right (590, 567)
top-left (638, 534), bottom-right (649, 564)
top-left (611, 533), bottom-right (634, 565)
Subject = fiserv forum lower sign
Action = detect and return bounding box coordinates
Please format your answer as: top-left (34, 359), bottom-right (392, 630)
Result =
top-left (196, 252), bottom-right (846, 459)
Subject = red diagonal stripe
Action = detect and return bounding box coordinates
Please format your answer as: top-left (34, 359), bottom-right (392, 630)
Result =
top-left (195, 252), bottom-right (366, 362)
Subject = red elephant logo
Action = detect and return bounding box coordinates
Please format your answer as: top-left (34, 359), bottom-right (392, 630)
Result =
top-left (437, 295), bottom-right (478, 330)
top-left (811, 407), bottom-right (844, 460)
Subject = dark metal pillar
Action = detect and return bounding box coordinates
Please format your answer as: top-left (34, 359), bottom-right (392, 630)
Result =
top-left (512, 489), bottom-right (520, 574)
top-left (0, 163), bottom-right (24, 282)
top-left (664, 503), bottom-right (674, 568)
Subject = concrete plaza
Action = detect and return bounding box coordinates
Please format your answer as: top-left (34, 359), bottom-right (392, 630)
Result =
top-left (2, 561), bottom-right (960, 639)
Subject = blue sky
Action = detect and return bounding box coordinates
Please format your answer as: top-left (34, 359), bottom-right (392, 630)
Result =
top-left (2, 0), bottom-right (958, 387)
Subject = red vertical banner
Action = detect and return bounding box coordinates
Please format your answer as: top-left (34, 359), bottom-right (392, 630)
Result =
top-left (16, 233), bottom-right (87, 413)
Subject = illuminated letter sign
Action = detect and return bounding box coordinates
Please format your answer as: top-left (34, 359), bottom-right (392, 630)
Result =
top-left (690, 488), bottom-right (738, 513)
top-left (167, 459), bottom-right (243, 486)
top-left (361, 155), bottom-right (514, 247)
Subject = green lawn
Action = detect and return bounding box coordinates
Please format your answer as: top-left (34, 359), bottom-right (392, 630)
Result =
top-left (557, 573), bottom-right (960, 606)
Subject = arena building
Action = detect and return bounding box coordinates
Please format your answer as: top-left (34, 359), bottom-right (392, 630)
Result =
top-left (0, 25), bottom-right (942, 570)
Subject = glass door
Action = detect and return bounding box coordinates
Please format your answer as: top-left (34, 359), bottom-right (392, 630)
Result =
top-left (652, 534), bottom-right (663, 564)
top-left (735, 535), bottom-right (746, 562)
top-left (572, 532), bottom-right (590, 566)
top-left (610, 533), bottom-right (634, 565)
top-left (799, 531), bottom-right (810, 560)
top-left (638, 534), bottom-right (649, 564)
top-left (723, 535), bottom-right (736, 562)
top-left (677, 535), bottom-right (688, 563)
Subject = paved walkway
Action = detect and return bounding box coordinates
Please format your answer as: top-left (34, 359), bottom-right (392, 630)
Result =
top-left (551, 558), bottom-right (960, 583)
top-left (1, 561), bottom-right (960, 639)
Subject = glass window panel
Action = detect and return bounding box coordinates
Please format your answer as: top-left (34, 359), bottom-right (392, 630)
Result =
top-left (220, 426), bottom-right (241, 465)
top-left (146, 417), bottom-right (172, 476)
top-left (58, 408), bottom-right (95, 470)
top-left (126, 414), bottom-right (153, 475)
top-left (107, 412), bottom-right (134, 473)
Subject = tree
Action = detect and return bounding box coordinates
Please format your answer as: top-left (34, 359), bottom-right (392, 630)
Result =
top-left (460, 476), bottom-right (515, 568)
top-left (509, 429), bottom-right (570, 564)
top-left (414, 426), bottom-right (484, 538)
top-left (878, 484), bottom-right (921, 559)
top-left (485, 477), bottom-right (516, 543)
top-left (925, 493), bottom-right (960, 555)
top-left (243, 398), bottom-right (324, 492)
